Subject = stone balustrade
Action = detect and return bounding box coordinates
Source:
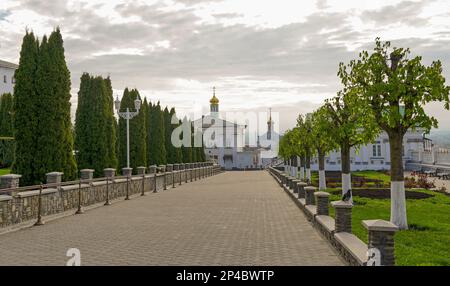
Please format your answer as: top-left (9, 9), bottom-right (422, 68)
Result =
top-left (267, 166), bottom-right (399, 266)
top-left (0, 162), bottom-right (220, 230)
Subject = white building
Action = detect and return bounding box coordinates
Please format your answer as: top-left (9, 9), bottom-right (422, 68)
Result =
top-left (193, 88), bottom-right (277, 170)
top-left (258, 110), bottom-right (280, 167)
top-left (0, 60), bottom-right (18, 95)
top-left (310, 129), bottom-right (426, 171)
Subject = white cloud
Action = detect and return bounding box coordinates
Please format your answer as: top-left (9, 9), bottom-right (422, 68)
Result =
top-left (2, 0), bottom-right (450, 132)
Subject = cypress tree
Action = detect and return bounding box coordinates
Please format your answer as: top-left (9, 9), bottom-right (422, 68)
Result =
top-left (117, 88), bottom-right (146, 172)
top-left (48, 28), bottom-right (77, 180)
top-left (74, 74), bottom-right (117, 177)
top-left (103, 77), bottom-right (118, 170)
top-left (143, 98), bottom-right (151, 166)
top-left (0, 93), bottom-right (15, 167)
top-left (148, 102), bottom-right (166, 165)
top-left (191, 123), bottom-right (198, 162)
top-left (12, 31), bottom-right (39, 185)
top-left (181, 117), bottom-right (192, 163)
top-left (163, 107), bottom-right (175, 163)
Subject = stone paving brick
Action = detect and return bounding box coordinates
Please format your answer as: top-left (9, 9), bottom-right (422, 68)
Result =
top-left (0, 171), bottom-right (343, 266)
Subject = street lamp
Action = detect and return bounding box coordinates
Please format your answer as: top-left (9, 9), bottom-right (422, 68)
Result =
top-left (114, 96), bottom-right (142, 168)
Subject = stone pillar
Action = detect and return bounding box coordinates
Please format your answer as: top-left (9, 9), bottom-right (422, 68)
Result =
top-left (158, 165), bottom-right (166, 173)
top-left (0, 174), bottom-right (22, 195)
top-left (148, 165), bottom-right (157, 174)
top-left (166, 164), bottom-right (173, 172)
top-left (332, 201), bottom-right (353, 233)
top-left (122, 167), bottom-right (132, 177)
top-left (194, 163), bottom-right (198, 181)
top-left (282, 174), bottom-right (287, 186)
top-left (46, 172), bottom-right (63, 185)
top-left (136, 166), bottom-right (146, 175)
top-left (103, 168), bottom-right (116, 178)
top-left (304, 186), bottom-right (316, 205)
top-left (363, 220), bottom-right (399, 266)
top-left (291, 179), bottom-right (300, 193)
top-left (296, 182), bottom-right (307, 198)
top-left (80, 169), bottom-right (94, 181)
top-left (314, 192), bottom-right (330, 216)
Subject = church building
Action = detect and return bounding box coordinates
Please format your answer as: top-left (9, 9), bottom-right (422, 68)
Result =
top-left (193, 88), bottom-right (278, 170)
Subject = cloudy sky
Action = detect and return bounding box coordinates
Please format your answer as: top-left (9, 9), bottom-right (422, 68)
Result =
top-left (1, 0), bottom-right (450, 132)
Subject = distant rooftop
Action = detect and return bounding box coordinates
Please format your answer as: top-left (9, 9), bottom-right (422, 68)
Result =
top-left (0, 60), bottom-right (19, 69)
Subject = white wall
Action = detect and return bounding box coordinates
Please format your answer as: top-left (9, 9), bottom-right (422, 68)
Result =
top-left (0, 66), bottom-right (15, 95)
top-left (310, 130), bottom-right (424, 171)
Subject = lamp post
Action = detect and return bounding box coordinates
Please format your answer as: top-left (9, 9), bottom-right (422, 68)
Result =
top-left (114, 96), bottom-right (142, 168)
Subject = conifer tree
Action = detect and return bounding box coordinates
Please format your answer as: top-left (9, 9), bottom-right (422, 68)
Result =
top-left (74, 74), bottom-right (117, 177)
top-left (0, 93), bottom-right (15, 167)
top-left (103, 77), bottom-right (118, 170)
top-left (117, 89), bottom-right (146, 172)
top-left (163, 107), bottom-right (174, 163)
top-left (148, 102), bottom-right (166, 165)
top-left (143, 98), bottom-right (153, 166)
top-left (182, 117), bottom-right (192, 163)
top-left (12, 31), bottom-right (39, 185)
top-left (48, 28), bottom-right (77, 180)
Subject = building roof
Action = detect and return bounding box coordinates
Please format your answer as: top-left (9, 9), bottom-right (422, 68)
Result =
top-left (210, 95), bottom-right (219, 104)
top-left (192, 115), bottom-right (246, 128)
top-left (0, 60), bottom-right (19, 69)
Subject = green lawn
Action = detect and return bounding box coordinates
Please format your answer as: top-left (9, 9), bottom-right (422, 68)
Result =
top-left (352, 170), bottom-right (391, 183)
top-left (323, 177), bottom-right (450, 266)
top-left (0, 168), bottom-right (10, 176)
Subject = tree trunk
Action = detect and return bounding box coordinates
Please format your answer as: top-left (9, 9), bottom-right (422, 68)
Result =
top-left (389, 131), bottom-right (408, 230)
top-left (290, 155), bottom-right (296, 177)
top-left (341, 141), bottom-right (352, 203)
top-left (299, 156), bottom-right (305, 181)
top-left (293, 155), bottom-right (298, 178)
top-left (305, 149), bottom-right (311, 183)
top-left (318, 148), bottom-right (326, 190)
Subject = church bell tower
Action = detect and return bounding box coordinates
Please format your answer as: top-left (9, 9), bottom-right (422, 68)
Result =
top-left (210, 86), bottom-right (219, 118)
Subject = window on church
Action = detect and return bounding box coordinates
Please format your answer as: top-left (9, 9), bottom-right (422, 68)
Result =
top-left (3, 75), bottom-right (6, 83)
top-left (373, 144), bottom-right (381, 157)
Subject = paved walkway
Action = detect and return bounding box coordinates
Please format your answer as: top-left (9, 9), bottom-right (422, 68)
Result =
top-left (0, 171), bottom-right (343, 266)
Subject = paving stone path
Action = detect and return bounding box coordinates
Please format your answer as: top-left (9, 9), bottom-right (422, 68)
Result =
top-left (0, 171), bottom-right (343, 265)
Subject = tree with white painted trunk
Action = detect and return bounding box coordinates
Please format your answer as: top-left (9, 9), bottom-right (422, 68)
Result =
top-left (278, 130), bottom-right (295, 175)
top-left (324, 92), bottom-right (378, 204)
top-left (339, 38), bottom-right (450, 230)
top-left (310, 106), bottom-right (338, 190)
top-left (296, 114), bottom-right (314, 183)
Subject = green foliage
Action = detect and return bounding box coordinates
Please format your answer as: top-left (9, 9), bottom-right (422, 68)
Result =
top-left (12, 31), bottom-right (39, 185)
top-left (118, 88), bottom-right (146, 172)
top-left (147, 102), bottom-right (166, 165)
top-left (48, 28), bottom-right (77, 181)
top-left (181, 117), bottom-right (193, 163)
top-left (0, 93), bottom-right (15, 167)
top-left (74, 73), bottom-right (117, 177)
top-left (324, 176), bottom-right (450, 265)
top-left (324, 91), bottom-right (379, 150)
top-left (310, 106), bottom-right (338, 155)
top-left (13, 29), bottom-right (77, 185)
top-left (163, 107), bottom-right (178, 164)
top-left (339, 38), bottom-right (450, 136)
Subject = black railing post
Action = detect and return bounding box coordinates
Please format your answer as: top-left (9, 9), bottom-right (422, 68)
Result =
top-left (125, 175), bottom-right (130, 200)
top-left (76, 180), bottom-right (84, 214)
top-left (104, 177), bottom-right (111, 206)
top-left (34, 184), bottom-right (45, 226)
top-left (141, 174), bottom-right (145, 196)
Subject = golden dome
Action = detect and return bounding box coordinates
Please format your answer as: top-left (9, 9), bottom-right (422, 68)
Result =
top-left (210, 94), bottom-right (219, 105)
